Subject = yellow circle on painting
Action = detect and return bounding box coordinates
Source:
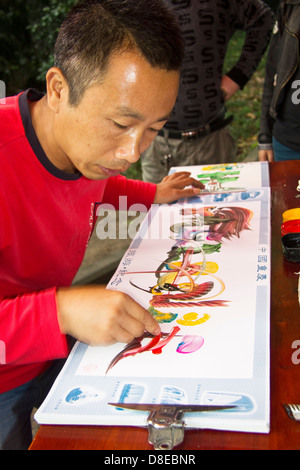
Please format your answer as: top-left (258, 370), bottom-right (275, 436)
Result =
top-left (166, 261), bottom-right (219, 275)
top-left (282, 208), bottom-right (300, 223)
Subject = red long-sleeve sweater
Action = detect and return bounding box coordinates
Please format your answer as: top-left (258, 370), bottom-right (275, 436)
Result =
top-left (0, 90), bottom-right (156, 393)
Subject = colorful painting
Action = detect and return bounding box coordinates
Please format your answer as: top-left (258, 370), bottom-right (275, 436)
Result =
top-left (35, 164), bottom-right (271, 434)
top-left (104, 203), bottom-right (256, 378)
top-left (169, 161), bottom-right (269, 194)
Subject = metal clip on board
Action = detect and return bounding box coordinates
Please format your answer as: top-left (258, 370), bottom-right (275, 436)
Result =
top-left (109, 403), bottom-right (236, 450)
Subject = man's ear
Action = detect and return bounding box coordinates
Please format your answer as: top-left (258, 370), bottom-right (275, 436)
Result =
top-left (46, 67), bottom-right (69, 113)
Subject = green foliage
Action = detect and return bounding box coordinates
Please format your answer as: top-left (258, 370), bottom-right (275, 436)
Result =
top-left (27, 0), bottom-right (77, 85)
top-left (265, 0), bottom-right (280, 12)
top-left (0, 0), bottom-right (76, 94)
top-left (224, 31), bottom-right (267, 161)
top-left (0, 1), bottom-right (32, 93)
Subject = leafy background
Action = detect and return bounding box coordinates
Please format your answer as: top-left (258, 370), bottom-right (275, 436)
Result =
top-left (0, 0), bottom-right (280, 178)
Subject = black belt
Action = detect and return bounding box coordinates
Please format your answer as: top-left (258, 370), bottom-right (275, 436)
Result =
top-left (159, 115), bottom-right (233, 141)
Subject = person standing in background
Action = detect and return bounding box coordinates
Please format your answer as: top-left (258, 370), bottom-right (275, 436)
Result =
top-left (259, 0), bottom-right (300, 162)
top-left (141, 0), bottom-right (274, 183)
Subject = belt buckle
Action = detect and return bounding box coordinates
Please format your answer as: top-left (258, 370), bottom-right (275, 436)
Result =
top-left (181, 129), bottom-right (199, 141)
top-left (181, 127), bottom-right (207, 141)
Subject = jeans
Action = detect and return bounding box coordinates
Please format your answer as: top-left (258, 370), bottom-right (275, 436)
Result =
top-left (0, 359), bottom-right (65, 450)
top-left (273, 137), bottom-right (300, 161)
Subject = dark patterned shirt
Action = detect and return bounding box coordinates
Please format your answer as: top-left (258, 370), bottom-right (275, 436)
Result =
top-left (164, 0), bottom-right (274, 130)
top-left (273, 62), bottom-right (300, 151)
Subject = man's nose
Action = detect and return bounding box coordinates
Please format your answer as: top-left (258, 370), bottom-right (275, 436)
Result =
top-left (114, 133), bottom-right (141, 164)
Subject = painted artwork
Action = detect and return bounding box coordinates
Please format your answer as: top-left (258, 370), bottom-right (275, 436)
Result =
top-left (100, 202), bottom-right (260, 379)
top-left (169, 161), bottom-right (269, 194)
top-left (35, 163), bottom-right (271, 434)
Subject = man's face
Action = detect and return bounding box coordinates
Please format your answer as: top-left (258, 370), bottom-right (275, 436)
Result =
top-left (51, 51), bottom-right (179, 180)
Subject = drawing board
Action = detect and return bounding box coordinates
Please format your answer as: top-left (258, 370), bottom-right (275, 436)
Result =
top-left (36, 163), bottom-right (271, 434)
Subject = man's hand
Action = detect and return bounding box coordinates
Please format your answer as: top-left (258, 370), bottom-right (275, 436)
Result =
top-left (221, 75), bottom-right (240, 101)
top-left (56, 285), bottom-right (160, 346)
top-left (154, 171), bottom-right (204, 204)
top-left (259, 149), bottom-right (274, 162)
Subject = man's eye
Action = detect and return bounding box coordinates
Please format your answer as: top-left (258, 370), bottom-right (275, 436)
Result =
top-left (113, 121), bottom-right (128, 130)
top-left (149, 127), bottom-right (161, 134)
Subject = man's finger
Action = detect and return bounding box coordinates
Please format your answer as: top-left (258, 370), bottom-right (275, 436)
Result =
top-left (125, 298), bottom-right (161, 337)
top-left (173, 187), bottom-right (202, 199)
top-left (168, 174), bottom-right (204, 190)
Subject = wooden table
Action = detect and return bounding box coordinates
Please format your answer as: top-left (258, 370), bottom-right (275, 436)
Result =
top-left (30, 161), bottom-right (300, 450)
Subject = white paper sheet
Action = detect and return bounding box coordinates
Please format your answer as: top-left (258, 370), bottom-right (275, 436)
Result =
top-left (36, 163), bottom-right (271, 434)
